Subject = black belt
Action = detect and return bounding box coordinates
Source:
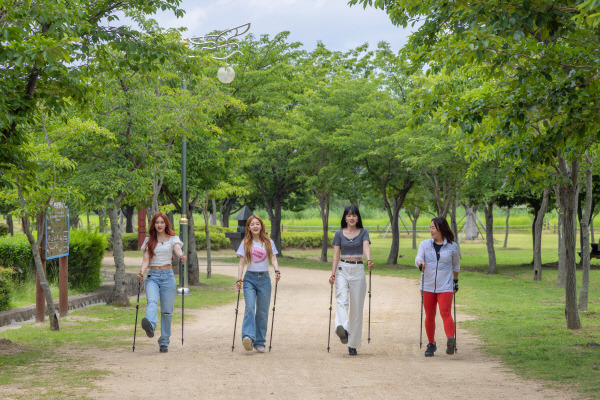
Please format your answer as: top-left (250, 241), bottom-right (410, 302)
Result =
top-left (340, 259), bottom-right (363, 264)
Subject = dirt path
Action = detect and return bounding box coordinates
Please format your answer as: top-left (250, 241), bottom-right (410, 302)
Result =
top-left (89, 263), bottom-right (575, 400)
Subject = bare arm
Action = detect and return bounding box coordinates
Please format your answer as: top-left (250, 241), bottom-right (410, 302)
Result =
top-left (329, 245), bottom-right (341, 285)
top-left (137, 250), bottom-right (150, 282)
top-left (236, 256), bottom-right (245, 290)
top-left (363, 240), bottom-right (374, 271)
top-left (173, 243), bottom-right (187, 262)
top-left (270, 253), bottom-right (281, 282)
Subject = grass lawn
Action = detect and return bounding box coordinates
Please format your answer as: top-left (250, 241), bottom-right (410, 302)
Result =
top-left (0, 274), bottom-right (238, 399)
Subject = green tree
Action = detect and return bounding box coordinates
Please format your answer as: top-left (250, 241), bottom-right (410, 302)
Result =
top-left (339, 87), bottom-right (415, 264)
top-left (0, 0), bottom-right (184, 186)
top-left (352, 0), bottom-right (600, 329)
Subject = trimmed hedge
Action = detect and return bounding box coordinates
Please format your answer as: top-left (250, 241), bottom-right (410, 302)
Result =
top-left (0, 235), bottom-right (34, 280)
top-left (0, 223), bottom-right (9, 236)
top-left (0, 267), bottom-right (17, 311)
top-left (67, 229), bottom-right (107, 292)
top-left (282, 231), bottom-right (335, 249)
top-left (194, 225), bottom-right (234, 250)
top-left (106, 232), bottom-right (139, 251)
top-left (46, 229), bottom-right (107, 292)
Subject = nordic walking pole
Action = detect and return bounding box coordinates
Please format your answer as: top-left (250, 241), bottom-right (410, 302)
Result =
top-left (181, 259), bottom-right (185, 346)
top-left (268, 280), bottom-right (279, 352)
top-left (232, 287), bottom-right (241, 351)
top-left (327, 284), bottom-right (333, 352)
top-left (419, 263), bottom-right (424, 349)
top-left (368, 270), bottom-right (372, 344)
top-left (454, 291), bottom-right (458, 353)
top-left (132, 281), bottom-right (141, 352)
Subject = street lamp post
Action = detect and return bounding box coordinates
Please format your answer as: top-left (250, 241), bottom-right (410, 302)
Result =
top-left (178, 23), bottom-right (250, 296)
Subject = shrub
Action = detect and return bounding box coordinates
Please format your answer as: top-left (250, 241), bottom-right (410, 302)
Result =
top-left (106, 232), bottom-right (139, 251)
top-left (282, 231), bottom-right (335, 249)
top-left (0, 235), bottom-right (34, 280)
top-left (0, 223), bottom-right (9, 236)
top-left (194, 225), bottom-right (234, 250)
top-left (0, 266), bottom-right (17, 311)
top-left (47, 229), bottom-right (107, 292)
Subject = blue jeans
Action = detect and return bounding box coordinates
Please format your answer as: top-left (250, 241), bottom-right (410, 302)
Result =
top-left (242, 271), bottom-right (272, 347)
top-left (145, 269), bottom-right (176, 347)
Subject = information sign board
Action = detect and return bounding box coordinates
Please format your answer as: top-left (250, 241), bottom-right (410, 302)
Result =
top-left (46, 201), bottom-right (69, 260)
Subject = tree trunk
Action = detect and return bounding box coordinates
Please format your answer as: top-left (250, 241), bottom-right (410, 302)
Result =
top-left (450, 197), bottom-right (458, 240)
top-left (187, 198), bottom-right (199, 285)
top-left (578, 164), bottom-right (592, 311)
top-left (530, 202), bottom-right (542, 265)
top-left (503, 207), bottom-right (510, 248)
top-left (315, 191), bottom-right (331, 263)
top-left (411, 207), bottom-right (420, 250)
top-left (6, 213), bottom-right (14, 236)
top-left (554, 185), bottom-right (566, 288)
top-left (123, 205), bottom-right (135, 233)
top-left (266, 196), bottom-right (283, 257)
top-left (98, 208), bottom-right (106, 233)
top-left (484, 201), bottom-right (497, 274)
top-left (203, 192), bottom-right (212, 279)
top-left (22, 213), bottom-right (59, 330)
top-left (210, 198), bottom-right (217, 226)
top-left (387, 202), bottom-right (402, 264)
top-left (558, 158), bottom-right (581, 329)
top-left (220, 196), bottom-right (237, 228)
top-left (533, 188), bottom-right (550, 281)
top-left (107, 203), bottom-right (129, 306)
top-left (150, 173), bottom-right (164, 216)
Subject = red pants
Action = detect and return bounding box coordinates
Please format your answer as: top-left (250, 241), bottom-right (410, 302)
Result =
top-left (422, 291), bottom-right (454, 344)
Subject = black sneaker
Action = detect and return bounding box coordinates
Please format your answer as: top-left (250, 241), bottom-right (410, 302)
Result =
top-left (424, 342), bottom-right (437, 357)
top-left (159, 346), bottom-right (168, 353)
top-left (335, 325), bottom-right (348, 344)
top-left (446, 336), bottom-right (456, 355)
top-left (348, 347), bottom-right (357, 356)
top-left (141, 318), bottom-right (154, 338)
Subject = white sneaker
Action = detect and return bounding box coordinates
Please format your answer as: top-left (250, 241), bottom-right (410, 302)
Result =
top-left (256, 346), bottom-right (266, 353)
top-left (242, 337), bottom-right (253, 351)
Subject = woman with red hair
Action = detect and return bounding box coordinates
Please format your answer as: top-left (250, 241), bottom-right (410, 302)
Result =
top-left (235, 215), bottom-right (281, 353)
top-left (137, 211), bottom-right (186, 353)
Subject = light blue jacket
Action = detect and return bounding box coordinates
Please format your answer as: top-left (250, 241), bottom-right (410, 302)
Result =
top-left (415, 238), bottom-right (460, 293)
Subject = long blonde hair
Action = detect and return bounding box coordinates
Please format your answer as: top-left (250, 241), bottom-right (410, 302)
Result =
top-left (243, 215), bottom-right (274, 263)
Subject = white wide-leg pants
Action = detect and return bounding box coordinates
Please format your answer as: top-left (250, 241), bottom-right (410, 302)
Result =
top-left (334, 261), bottom-right (367, 349)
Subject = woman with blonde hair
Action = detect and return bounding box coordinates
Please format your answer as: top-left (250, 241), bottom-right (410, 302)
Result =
top-left (137, 211), bottom-right (186, 353)
top-left (236, 215), bottom-right (281, 353)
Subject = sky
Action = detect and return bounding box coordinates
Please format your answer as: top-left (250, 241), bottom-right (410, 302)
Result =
top-left (148, 0), bottom-right (415, 53)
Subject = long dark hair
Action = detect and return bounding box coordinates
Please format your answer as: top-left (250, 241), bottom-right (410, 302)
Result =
top-left (431, 217), bottom-right (454, 243)
top-left (147, 211), bottom-right (176, 259)
top-left (341, 205), bottom-right (364, 229)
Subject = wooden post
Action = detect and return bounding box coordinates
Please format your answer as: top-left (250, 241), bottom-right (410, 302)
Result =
top-left (36, 228), bottom-right (46, 322)
top-left (138, 206), bottom-right (147, 250)
top-left (59, 256), bottom-right (68, 317)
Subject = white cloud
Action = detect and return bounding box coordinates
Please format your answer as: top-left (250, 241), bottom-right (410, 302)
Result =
top-left (150, 0), bottom-right (414, 52)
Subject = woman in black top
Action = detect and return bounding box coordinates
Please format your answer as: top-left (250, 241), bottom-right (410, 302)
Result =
top-left (328, 205), bottom-right (374, 355)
